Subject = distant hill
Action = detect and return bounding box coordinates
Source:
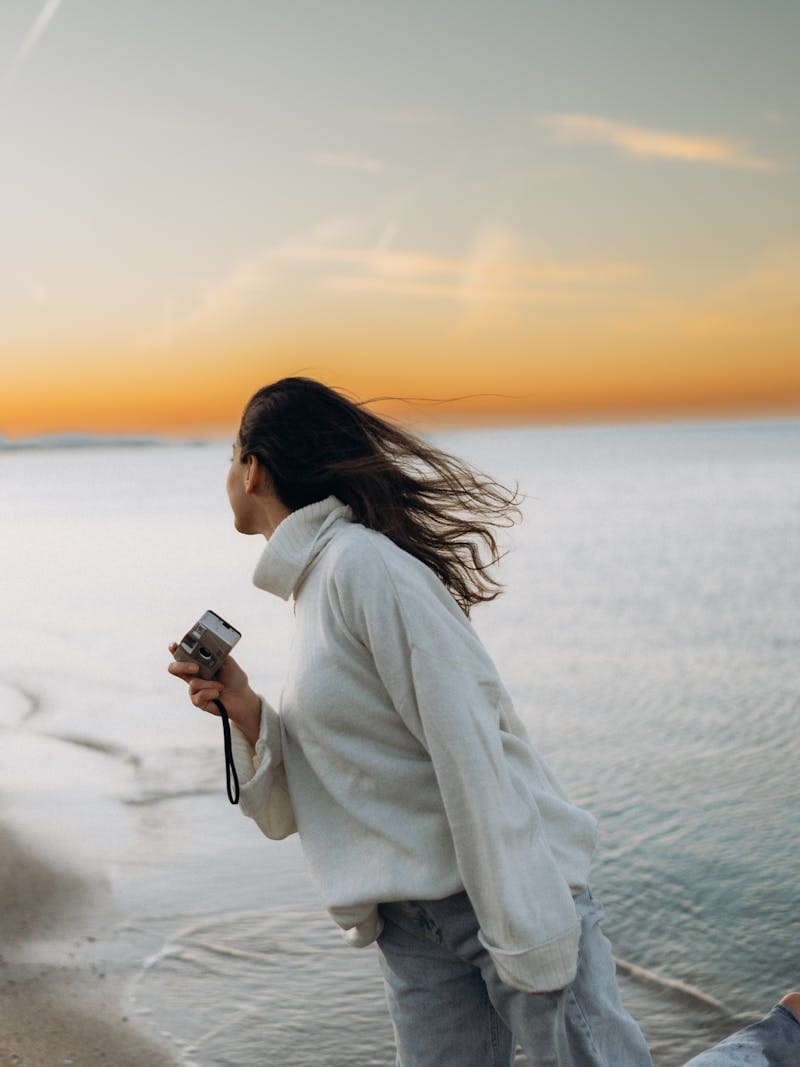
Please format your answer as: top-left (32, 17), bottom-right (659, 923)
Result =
top-left (0, 433), bottom-right (169, 451)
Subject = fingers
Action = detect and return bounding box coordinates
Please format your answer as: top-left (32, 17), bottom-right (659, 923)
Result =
top-left (189, 680), bottom-right (225, 714)
top-left (167, 657), bottom-right (199, 682)
top-left (188, 677), bottom-right (223, 697)
top-left (167, 650), bottom-right (200, 682)
top-left (167, 643), bottom-right (228, 715)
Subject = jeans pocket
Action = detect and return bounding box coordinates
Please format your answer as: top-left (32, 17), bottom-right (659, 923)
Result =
top-left (407, 900), bottom-right (444, 944)
top-left (378, 900), bottom-right (444, 946)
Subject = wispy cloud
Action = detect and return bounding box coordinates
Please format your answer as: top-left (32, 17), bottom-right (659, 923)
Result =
top-left (141, 258), bottom-right (277, 351)
top-left (5, 0), bottom-right (63, 85)
top-left (311, 154), bottom-right (384, 173)
top-left (537, 113), bottom-right (784, 173)
top-left (138, 219), bottom-right (643, 350)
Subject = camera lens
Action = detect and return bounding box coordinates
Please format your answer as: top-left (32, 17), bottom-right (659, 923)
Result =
top-left (198, 646), bottom-right (213, 661)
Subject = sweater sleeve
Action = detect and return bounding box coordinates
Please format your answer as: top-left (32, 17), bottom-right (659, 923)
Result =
top-left (230, 695), bottom-right (297, 840)
top-left (332, 540), bottom-right (581, 993)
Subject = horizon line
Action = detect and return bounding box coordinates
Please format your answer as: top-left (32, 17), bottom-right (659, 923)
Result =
top-left (3, 405), bottom-right (799, 448)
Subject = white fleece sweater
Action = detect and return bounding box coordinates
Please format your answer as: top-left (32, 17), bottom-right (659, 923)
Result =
top-left (229, 494), bottom-right (598, 993)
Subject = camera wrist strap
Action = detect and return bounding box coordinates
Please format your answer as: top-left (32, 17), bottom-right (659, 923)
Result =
top-left (212, 698), bottom-right (240, 805)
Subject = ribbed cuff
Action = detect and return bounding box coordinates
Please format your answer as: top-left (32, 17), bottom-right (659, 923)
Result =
top-left (479, 921), bottom-right (581, 993)
top-left (228, 722), bottom-right (258, 787)
top-left (235, 696), bottom-right (297, 839)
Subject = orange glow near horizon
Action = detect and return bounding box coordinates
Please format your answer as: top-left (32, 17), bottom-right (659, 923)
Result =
top-left (9, 252), bottom-right (799, 436)
top-left (4, 329), bottom-right (799, 438)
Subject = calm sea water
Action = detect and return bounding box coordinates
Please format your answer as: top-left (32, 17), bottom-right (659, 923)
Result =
top-left (1, 415), bottom-right (798, 1065)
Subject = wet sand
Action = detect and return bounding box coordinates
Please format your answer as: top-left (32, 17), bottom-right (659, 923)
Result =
top-left (0, 803), bottom-right (759, 1067)
top-left (0, 823), bottom-right (177, 1067)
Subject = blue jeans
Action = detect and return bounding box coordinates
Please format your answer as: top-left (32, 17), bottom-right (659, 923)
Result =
top-left (376, 886), bottom-right (653, 1066)
top-left (683, 1004), bottom-right (800, 1066)
top-left (376, 887), bottom-right (800, 1066)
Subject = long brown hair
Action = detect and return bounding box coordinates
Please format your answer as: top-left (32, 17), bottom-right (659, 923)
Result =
top-left (237, 377), bottom-right (524, 617)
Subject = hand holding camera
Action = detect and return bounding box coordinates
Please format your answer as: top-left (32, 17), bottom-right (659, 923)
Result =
top-left (168, 611), bottom-right (262, 787)
top-left (168, 645), bottom-right (262, 747)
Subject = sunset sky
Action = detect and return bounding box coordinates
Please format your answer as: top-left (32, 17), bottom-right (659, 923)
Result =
top-left (1, 1), bottom-right (798, 437)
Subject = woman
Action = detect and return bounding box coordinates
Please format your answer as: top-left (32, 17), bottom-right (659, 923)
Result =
top-left (169, 377), bottom-right (798, 1066)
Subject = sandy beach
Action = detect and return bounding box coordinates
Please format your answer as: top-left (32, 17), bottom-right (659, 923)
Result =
top-left (0, 820), bottom-right (177, 1066)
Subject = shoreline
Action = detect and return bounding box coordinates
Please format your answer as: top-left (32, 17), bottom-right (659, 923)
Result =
top-left (0, 769), bottom-right (766, 1067)
top-left (0, 820), bottom-right (178, 1066)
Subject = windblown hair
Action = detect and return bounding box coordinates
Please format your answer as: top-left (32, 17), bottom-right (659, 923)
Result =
top-left (236, 377), bottom-right (525, 617)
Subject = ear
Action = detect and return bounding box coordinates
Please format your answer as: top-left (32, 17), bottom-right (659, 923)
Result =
top-left (244, 455), bottom-right (266, 494)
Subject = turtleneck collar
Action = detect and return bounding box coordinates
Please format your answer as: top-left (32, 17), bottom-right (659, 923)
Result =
top-left (252, 494), bottom-right (354, 601)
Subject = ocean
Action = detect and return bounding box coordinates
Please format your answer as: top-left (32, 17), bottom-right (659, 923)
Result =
top-left (1, 415), bottom-right (798, 1065)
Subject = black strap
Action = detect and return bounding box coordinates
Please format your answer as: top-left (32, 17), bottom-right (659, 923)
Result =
top-left (212, 698), bottom-right (240, 805)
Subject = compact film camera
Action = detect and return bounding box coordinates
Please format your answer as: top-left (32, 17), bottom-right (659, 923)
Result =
top-left (173, 610), bottom-right (241, 680)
